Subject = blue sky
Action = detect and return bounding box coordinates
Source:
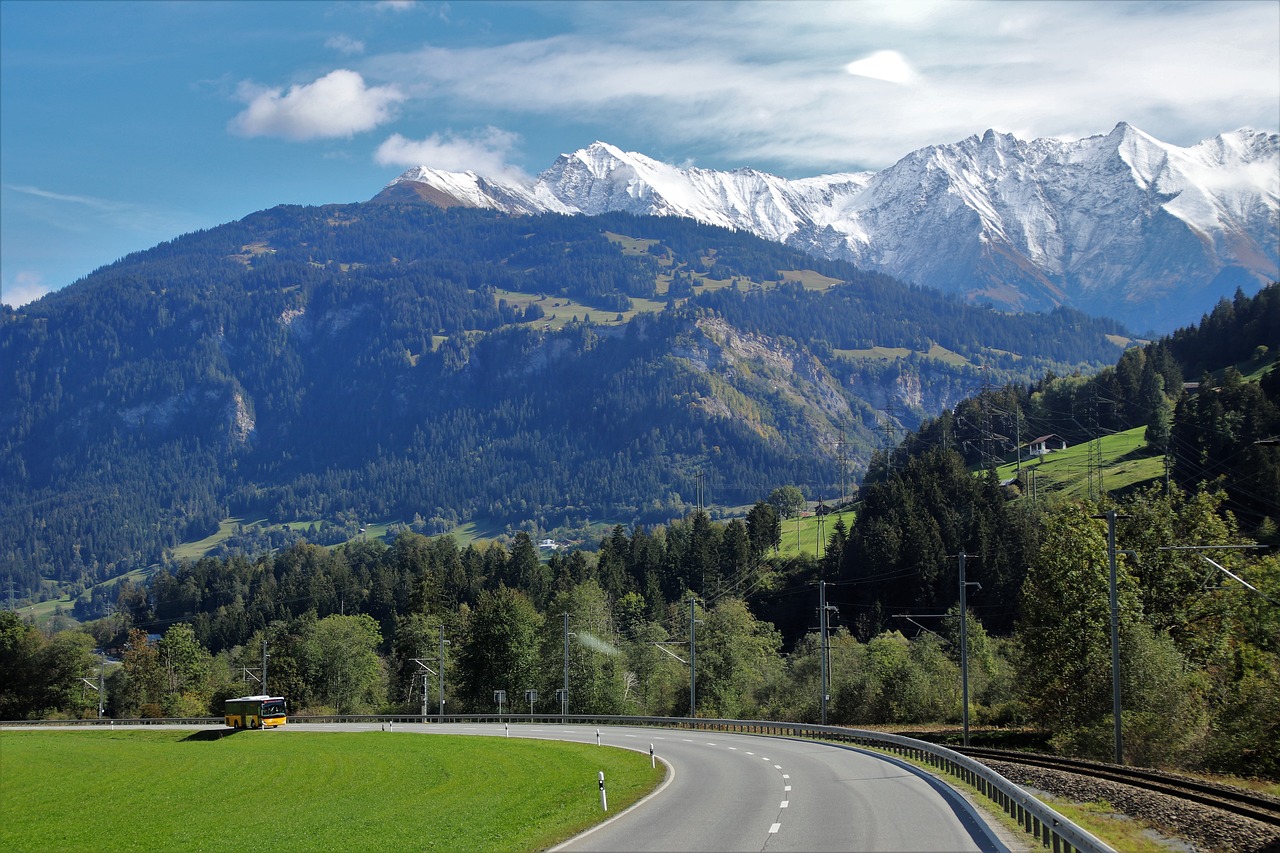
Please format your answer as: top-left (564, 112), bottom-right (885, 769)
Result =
top-left (3, 0), bottom-right (1277, 307)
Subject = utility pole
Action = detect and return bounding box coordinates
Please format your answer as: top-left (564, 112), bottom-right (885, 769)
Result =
top-left (261, 638), bottom-right (269, 696)
top-left (1092, 510), bottom-right (1126, 764)
top-left (1013, 405), bottom-right (1023, 480)
top-left (438, 627), bottom-right (450, 719)
top-left (689, 596), bottom-right (697, 717)
top-left (1092, 437), bottom-right (1105, 501)
top-left (1106, 511), bottom-right (1121, 764)
top-left (836, 432), bottom-right (848, 505)
top-left (815, 504), bottom-right (826, 559)
top-left (410, 659), bottom-right (437, 718)
top-left (563, 613), bottom-right (573, 720)
top-left (877, 400), bottom-right (901, 471)
top-left (689, 596), bottom-right (699, 717)
top-left (957, 552), bottom-right (980, 748)
top-left (819, 581), bottom-right (831, 725)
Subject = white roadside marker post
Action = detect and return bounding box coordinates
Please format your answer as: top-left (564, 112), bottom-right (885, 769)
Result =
top-left (650, 743), bottom-right (655, 768)
top-left (596, 728), bottom-right (601, 746)
top-left (598, 771), bottom-right (608, 811)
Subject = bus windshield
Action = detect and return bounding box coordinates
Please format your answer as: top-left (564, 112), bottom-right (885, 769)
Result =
top-left (261, 699), bottom-right (286, 716)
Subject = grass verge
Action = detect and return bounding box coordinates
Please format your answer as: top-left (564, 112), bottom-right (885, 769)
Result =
top-left (0, 729), bottom-right (662, 853)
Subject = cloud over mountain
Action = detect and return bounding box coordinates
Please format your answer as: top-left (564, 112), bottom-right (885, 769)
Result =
top-left (229, 70), bottom-right (403, 141)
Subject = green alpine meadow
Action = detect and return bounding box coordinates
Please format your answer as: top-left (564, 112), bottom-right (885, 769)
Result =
top-left (0, 729), bottom-right (661, 852)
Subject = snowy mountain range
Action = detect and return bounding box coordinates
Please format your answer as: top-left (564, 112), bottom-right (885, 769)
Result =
top-left (376, 123), bottom-right (1279, 331)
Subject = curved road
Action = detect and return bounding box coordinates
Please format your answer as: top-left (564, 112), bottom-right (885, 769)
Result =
top-left (302, 721), bottom-right (1011, 852)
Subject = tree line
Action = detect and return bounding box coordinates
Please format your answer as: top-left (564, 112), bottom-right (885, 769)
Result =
top-left (4, 479), bottom-right (1275, 779)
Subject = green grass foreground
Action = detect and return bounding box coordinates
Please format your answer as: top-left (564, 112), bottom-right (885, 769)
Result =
top-left (0, 729), bottom-right (663, 852)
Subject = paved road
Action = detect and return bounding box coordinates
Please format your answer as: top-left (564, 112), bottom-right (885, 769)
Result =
top-left (302, 721), bottom-right (1010, 852)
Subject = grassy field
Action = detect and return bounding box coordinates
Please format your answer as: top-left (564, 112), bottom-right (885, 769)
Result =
top-left (0, 729), bottom-right (662, 853)
top-left (13, 560), bottom-right (161, 627)
top-left (994, 426), bottom-right (1165, 501)
top-left (491, 288), bottom-right (666, 329)
top-left (833, 343), bottom-right (974, 368)
top-left (10, 594), bottom-right (77, 625)
top-left (776, 509), bottom-right (857, 558)
top-left (170, 516), bottom-right (268, 561)
top-left (776, 269), bottom-right (843, 290)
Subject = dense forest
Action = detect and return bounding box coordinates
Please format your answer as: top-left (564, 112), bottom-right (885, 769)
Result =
top-left (3, 286), bottom-right (1276, 781)
top-left (2, 203), bottom-right (1131, 599)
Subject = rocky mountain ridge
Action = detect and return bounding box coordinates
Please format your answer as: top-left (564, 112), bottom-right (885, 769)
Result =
top-left (380, 123), bottom-right (1279, 330)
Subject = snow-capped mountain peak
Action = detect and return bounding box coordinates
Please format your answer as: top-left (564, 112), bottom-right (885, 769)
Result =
top-left (375, 125), bottom-right (1279, 331)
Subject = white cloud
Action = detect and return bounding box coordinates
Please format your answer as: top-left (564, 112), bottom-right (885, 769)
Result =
top-left (375, 127), bottom-right (528, 182)
top-left (4, 183), bottom-right (202, 236)
top-left (325, 35), bottom-right (366, 56)
top-left (375, 0), bottom-right (417, 11)
top-left (229, 70), bottom-right (404, 141)
top-left (6, 184), bottom-right (118, 210)
top-left (363, 0), bottom-right (1278, 173)
top-left (845, 50), bottom-right (917, 85)
top-left (1, 270), bottom-right (53, 308)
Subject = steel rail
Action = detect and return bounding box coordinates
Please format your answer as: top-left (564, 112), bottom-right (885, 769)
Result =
top-left (957, 746), bottom-right (1280, 828)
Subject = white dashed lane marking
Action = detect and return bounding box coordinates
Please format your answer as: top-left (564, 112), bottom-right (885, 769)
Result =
top-left (672, 736), bottom-right (791, 841)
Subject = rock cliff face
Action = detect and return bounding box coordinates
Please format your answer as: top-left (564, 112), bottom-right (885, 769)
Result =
top-left (380, 125), bottom-right (1279, 331)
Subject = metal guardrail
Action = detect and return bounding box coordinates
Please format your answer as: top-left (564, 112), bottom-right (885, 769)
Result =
top-left (3, 713), bottom-right (1115, 853)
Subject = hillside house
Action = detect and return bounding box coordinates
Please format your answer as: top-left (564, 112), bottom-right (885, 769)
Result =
top-left (1028, 434), bottom-right (1068, 457)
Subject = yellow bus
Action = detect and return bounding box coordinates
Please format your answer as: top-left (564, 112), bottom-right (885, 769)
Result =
top-left (224, 695), bottom-right (286, 729)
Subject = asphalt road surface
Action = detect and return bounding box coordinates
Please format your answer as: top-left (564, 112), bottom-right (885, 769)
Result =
top-left (301, 721), bottom-right (1011, 852)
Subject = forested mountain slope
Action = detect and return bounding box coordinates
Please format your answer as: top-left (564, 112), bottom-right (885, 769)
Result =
top-left (844, 284), bottom-right (1279, 636)
top-left (2, 203), bottom-right (1130, 599)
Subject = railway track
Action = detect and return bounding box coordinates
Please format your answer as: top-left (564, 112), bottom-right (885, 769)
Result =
top-left (957, 746), bottom-right (1280, 828)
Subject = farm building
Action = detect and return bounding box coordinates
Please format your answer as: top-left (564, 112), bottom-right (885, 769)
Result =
top-left (1028, 434), bottom-right (1068, 457)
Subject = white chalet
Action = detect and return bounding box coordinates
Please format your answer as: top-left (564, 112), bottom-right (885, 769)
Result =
top-left (1028, 434), bottom-right (1068, 457)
